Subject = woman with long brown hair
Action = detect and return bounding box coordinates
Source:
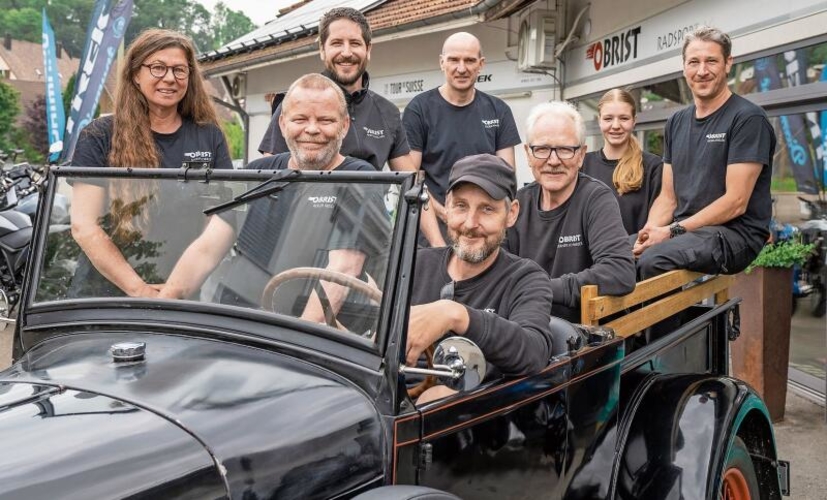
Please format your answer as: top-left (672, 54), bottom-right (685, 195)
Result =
top-left (582, 89), bottom-right (662, 235)
top-left (69, 29), bottom-right (232, 297)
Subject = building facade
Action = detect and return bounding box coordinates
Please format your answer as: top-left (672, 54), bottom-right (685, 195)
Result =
top-left (202, 0), bottom-right (827, 395)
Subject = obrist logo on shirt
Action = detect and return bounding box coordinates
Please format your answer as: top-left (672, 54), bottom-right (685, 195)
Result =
top-left (706, 132), bottom-right (726, 143)
top-left (307, 195), bottom-right (337, 208)
top-left (558, 233), bottom-right (583, 248)
top-left (363, 126), bottom-right (385, 139)
top-left (481, 119), bottom-right (500, 129)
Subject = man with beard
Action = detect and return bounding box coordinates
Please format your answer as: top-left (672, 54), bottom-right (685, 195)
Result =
top-left (161, 74), bottom-right (389, 326)
top-left (406, 154), bottom-right (554, 404)
top-left (259, 8), bottom-right (409, 171)
top-left (504, 102), bottom-right (635, 323)
top-left (633, 27), bottom-right (774, 279)
top-left (259, 7), bottom-right (443, 246)
top-left (403, 32), bottom-right (521, 243)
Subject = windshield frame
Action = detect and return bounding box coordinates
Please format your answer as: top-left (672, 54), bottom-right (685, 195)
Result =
top-left (19, 166), bottom-right (418, 364)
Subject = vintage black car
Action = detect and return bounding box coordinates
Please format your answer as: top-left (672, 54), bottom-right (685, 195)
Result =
top-left (0, 167), bottom-right (789, 499)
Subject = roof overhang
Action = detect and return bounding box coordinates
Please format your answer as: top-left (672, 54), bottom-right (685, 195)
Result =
top-left (199, 0), bottom-right (529, 78)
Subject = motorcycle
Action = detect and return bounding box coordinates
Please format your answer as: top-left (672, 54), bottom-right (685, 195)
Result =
top-left (797, 196), bottom-right (827, 318)
top-left (0, 161), bottom-right (66, 318)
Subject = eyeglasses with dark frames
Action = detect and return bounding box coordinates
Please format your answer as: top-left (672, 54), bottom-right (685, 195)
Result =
top-left (142, 63), bottom-right (191, 80)
top-left (528, 145), bottom-right (581, 160)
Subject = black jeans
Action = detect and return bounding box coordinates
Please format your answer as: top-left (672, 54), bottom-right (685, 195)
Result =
top-left (636, 225), bottom-right (763, 279)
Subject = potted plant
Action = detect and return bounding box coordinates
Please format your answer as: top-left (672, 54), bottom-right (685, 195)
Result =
top-left (731, 239), bottom-right (815, 422)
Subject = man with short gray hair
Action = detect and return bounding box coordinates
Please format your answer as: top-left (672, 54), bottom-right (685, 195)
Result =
top-left (505, 101), bottom-right (635, 322)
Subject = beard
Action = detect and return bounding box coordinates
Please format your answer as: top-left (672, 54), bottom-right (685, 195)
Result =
top-left (286, 131), bottom-right (344, 171)
top-left (325, 56), bottom-right (367, 87)
top-left (448, 227), bottom-right (506, 264)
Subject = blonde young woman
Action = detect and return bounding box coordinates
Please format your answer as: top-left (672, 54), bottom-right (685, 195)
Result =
top-left (69, 29), bottom-right (232, 298)
top-left (582, 89), bottom-right (663, 235)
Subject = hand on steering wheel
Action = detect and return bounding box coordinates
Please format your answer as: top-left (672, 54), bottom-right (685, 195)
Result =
top-left (261, 266), bottom-right (381, 329)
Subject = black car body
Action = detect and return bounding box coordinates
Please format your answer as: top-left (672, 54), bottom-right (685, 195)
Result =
top-left (0, 167), bottom-right (786, 499)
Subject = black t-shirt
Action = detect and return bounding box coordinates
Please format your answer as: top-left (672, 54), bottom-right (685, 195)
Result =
top-left (663, 94), bottom-right (774, 242)
top-left (257, 72), bottom-right (410, 171)
top-left (402, 88), bottom-right (521, 204)
top-left (216, 153), bottom-right (391, 311)
top-left (410, 247), bottom-right (554, 376)
top-left (505, 173), bottom-right (636, 322)
top-left (72, 115), bottom-right (232, 170)
top-left (68, 115), bottom-right (233, 297)
top-left (581, 149), bottom-right (663, 234)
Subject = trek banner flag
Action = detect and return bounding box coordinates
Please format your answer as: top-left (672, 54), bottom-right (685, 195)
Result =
top-left (62, 0), bottom-right (134, 163)
top-left (754, 56), bottom-right (819, 194)
top-left (41, 9), bottom-right (65, 164)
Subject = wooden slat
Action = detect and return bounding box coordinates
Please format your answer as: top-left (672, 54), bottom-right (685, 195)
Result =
top-left (580, 284), bottom-right (599, 325)
top-left (601, 275), bottom-right (733, 337)
top-left (582, 270), bottom-right (706, 323)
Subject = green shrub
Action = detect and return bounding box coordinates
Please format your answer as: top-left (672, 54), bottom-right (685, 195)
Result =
top-left (745, 240), bottom-right (815, 273)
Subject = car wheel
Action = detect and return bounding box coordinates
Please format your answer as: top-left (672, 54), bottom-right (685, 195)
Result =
top-left (720, 436), bottom-right (759, 500)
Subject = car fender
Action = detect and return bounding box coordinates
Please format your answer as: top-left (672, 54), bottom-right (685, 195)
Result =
top-left (611, 373), bottom-right (781, 500)
top-left (352, 485), bottom-right (461, 500)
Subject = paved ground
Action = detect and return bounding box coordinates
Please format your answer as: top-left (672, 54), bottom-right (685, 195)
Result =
top-left (775, 390), bottom-right (827, 500)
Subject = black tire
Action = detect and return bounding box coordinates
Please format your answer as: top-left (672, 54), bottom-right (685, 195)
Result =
top-left (719, 436), bottom-right (759, 500)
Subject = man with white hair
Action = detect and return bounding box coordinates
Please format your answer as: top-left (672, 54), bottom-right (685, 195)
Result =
top-left (505, 101), bottom-right (635, 322)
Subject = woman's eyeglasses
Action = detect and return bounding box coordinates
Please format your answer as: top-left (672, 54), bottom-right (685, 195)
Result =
top-left (142, 63), bottom-right (190, 80)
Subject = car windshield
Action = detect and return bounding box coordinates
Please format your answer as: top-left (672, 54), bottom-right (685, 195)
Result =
top-left (34, 170), bottom-right (403, 342)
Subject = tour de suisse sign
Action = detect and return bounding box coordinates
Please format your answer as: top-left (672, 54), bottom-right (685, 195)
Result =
top-left (566, 0), bottom-right (826, 84)
top-left (371, 59), bottom-right (556, 102)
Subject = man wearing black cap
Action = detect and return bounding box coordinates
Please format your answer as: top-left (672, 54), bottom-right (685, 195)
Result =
top-left (406, 153), bottom-right (554, 403)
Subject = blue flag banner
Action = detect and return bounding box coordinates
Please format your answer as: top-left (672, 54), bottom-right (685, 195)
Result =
top-left (821, 63), bottom-right (827, 189)
top-left (62, 0), bottom-right (134, 163)
top-left (754, 56), bottom-right (819, 194)
top-left (42, 9), bottom-right (66, 164)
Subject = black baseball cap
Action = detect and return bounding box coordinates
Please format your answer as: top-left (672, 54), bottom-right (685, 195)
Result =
top-left (447, 153), bottom-right (517, 200)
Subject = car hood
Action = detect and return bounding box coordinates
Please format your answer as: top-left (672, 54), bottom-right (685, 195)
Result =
top-left (0, 332), bottom-right (384, 499)
top-left (0, 382), bottom-right (226, 499)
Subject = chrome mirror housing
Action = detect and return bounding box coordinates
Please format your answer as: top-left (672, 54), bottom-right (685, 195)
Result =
top-left (399, 336), bottom-right (487, 392)
top-left (433, 336), bottom-right (486, 391)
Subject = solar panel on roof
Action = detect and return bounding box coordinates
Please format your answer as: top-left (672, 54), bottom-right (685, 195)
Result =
top-left (219, 0), bottom-right (388, 51)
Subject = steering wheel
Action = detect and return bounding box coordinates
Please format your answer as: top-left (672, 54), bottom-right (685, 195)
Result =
top-left (261, 267), bottom-right (381, 328)
top-left (261, 266), bottom-right (436, 399)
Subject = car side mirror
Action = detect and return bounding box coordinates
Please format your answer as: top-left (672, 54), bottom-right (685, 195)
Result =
top-left (401, 337), bottom-right (487, 392)
top-left (433, 336), bottom-right (486, 391)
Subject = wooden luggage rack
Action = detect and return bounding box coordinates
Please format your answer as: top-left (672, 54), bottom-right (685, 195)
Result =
top-left (580, 270), bottom-right (734, 338)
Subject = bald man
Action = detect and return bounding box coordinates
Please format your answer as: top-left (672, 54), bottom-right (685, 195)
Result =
top-left (403, 32), bottom-right (521, 243)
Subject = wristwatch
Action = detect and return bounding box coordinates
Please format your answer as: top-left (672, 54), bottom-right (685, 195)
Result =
top-left (669, 222), bottom-right (687, 238)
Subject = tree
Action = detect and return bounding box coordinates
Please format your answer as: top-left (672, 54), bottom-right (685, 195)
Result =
top-left (49, 0), bottom-right (99, 58)
top-left (23, 94), bottom-right (49, 158)
top-left (203, 2), bottom-right (257, 51)
top-left (0, 7), bottom-right (42, 44)
top-left (126, 0), bottom-right (211, 47)
top-left (0, 81), bottom-right (21, 151)
top-left (222, 119), bottom-right (244, 160)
